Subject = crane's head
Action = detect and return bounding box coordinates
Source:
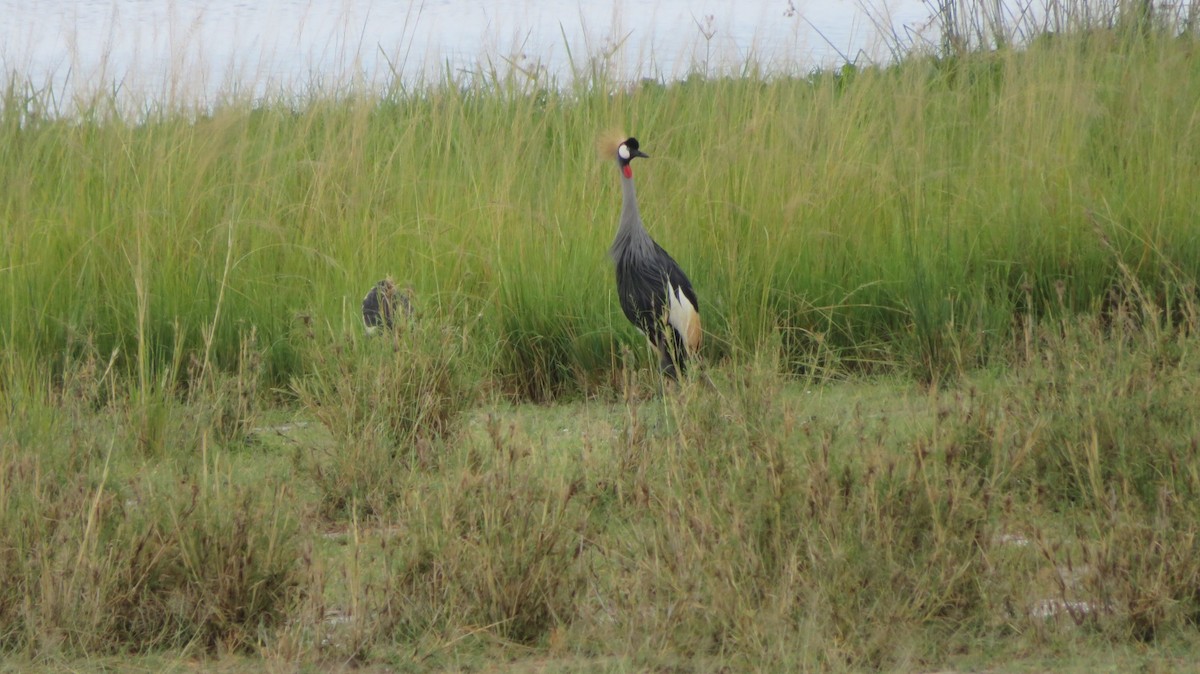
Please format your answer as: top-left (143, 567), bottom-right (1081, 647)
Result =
top-left (617, 137), bottom-right (649, 179)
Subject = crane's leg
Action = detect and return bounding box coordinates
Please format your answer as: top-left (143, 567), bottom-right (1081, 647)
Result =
top-left (657, 339), bottom-right (680, 381)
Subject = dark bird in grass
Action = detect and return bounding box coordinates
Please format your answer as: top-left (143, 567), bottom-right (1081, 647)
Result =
top-left (361, 277), bottom-right (413, 334)
top-left (605, 135), bottom-right (701, 379)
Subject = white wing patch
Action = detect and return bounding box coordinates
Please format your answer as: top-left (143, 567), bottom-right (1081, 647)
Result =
top-left (665, 283), bottom-right (697, 352)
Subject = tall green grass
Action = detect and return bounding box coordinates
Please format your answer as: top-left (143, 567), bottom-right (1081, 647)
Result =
top-left (3, 7), bottom-right (1200, 401)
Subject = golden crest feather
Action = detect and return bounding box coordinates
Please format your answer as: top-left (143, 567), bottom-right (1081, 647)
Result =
top-left (595, 129), bottom-right (629, 162)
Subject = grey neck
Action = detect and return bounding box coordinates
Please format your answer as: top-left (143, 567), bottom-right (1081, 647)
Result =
top-left (610, 165), bottom-right (655, 261)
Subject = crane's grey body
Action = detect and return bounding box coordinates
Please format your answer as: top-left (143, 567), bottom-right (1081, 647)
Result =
top-left (362, 278), bottom-right (413, 333)
top-left (609, 137), bottom-right (701, 379)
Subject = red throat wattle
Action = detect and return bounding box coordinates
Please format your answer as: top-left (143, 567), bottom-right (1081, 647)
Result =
top-left (622, 164), bottom-right (633, 179)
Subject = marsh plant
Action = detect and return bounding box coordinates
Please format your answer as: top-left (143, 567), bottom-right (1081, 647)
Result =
top-left (0, 398), bottom-right (304, 656)
top-left (4, 255), bottom-right (1200, 668)
top-left (3, 3), bottom-right (1200, 396)
top-left (290, 316), bottom-right (474, 519)
top-left (2, 1), bottom-right (1200, 670)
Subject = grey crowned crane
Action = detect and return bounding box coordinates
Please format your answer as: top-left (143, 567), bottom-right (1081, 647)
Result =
top-left (361, 277), bottom-right (413, 334)
top-left (608, 136), bottom-right (702, 379)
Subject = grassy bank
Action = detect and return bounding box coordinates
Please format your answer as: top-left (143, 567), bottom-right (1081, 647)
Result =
top-left (3, 303), bottom-right (1200, 671)
top-left (4, 17), bottom-right (1200, 398)
top-left (5, 3), bottom-right (1200, 670)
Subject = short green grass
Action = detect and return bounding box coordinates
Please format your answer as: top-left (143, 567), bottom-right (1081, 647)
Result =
top-left (6, 305), bottom-right (1200, 671)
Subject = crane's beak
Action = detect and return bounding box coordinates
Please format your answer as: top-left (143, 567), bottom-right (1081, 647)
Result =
top-left (634, 149), bottom-right (650, 159)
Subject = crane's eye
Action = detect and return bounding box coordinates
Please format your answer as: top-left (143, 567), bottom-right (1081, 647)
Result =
top-left (618, 144), bottom-right (631, 160)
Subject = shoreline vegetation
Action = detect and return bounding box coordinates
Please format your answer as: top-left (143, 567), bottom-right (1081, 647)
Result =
top-left (4, 2), bottom-right (1200, 671)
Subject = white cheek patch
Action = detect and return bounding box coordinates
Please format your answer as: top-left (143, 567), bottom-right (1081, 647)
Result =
top-left (618, 144), bottom-right (631, 160)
